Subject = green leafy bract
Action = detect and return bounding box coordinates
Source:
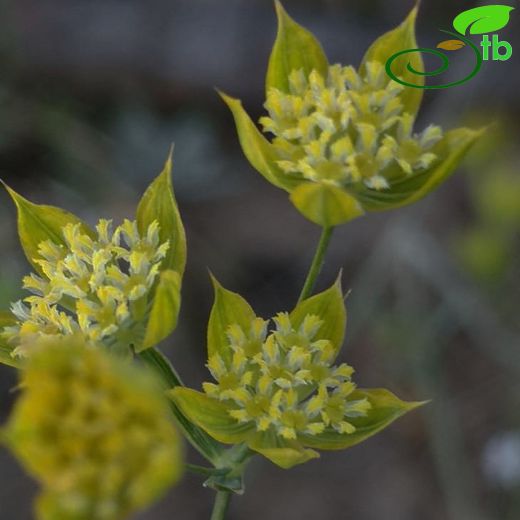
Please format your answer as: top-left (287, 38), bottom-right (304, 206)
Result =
top-left (266, 0), bottom-right (328, 94)
top-left (353, 127), bottom-right (485, 211)
top-left (207, 275), bottom-right (256, 363)
top-left (137, 150), bottom-right (187, 277)
top-left (219, 92), bottom-right (297, 192)
top-left (169, 387), bottom-right (255, 445)
top-left (290, 182), bottom-right (364, 227)
top-left (361, 6), bottom-right (424, 117)
top-left (299, 389), bottom-right (425, 450)
top-left (140, 270), bottom-right (182, 352)
top-left (1, 181), bottom-right (94, 273)
top-left (290, 274), bottom-right (346, 359)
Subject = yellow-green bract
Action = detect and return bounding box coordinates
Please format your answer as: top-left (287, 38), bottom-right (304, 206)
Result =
top-left (0, 150), bottom-right (186, 362)
top-left (2, 335), bottom-right (183, 520)
top-left (169, 276), bottom-right (423, 469)
top-left (221, 2), bottom-right (483, 227)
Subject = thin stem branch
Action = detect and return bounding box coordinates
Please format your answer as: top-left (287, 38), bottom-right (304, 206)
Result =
top-left (210, 491), bottom-right (231, 520)
top-left (298, 226), bottom-right (334, 303)
top-left (185, 464), bottom-right (230, 477)
top-left (138, 348), bottom-right (224, 465)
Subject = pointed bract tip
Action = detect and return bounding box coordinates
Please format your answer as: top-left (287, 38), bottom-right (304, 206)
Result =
top-left (167, 143), bottom-right (175, 161)
top-left (162, 144), bottom-right (174, 177)
top-left (217, 90), bottom-right (241, 108)
top-left (475, 125), bottom-right (490, 138)
top-left (0, 180), bottom-right (26, 208)
top-left (207, 269), bottom-right (222, 291)
top-left (1, 178), bottom-right (13, 195)
top-left (158, 150), bottom-right (173, 185)
top-left (409, 399), bottom-right (430, 410)
top-left (274, 0), bottom-right (296, 29)
top-left (334, 270), bottom-right (343, 290)
top-left (274, 0), bottom-right (286, 17)
top-left (400, 3), bottom-right (419, 29)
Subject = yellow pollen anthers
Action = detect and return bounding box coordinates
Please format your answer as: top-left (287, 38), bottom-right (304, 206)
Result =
top-left (2, 219), bottom-right (169, 357)
top-left (260, 62), bottom-right (444, 191)
top-left (203, 313), bottom-right (370, 439)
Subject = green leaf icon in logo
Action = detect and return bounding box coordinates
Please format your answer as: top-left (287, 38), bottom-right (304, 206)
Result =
top-left (453, 5), bottom-right (515, 35)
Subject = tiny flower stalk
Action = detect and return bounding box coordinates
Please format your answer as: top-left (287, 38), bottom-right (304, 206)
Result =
top-left (169, 276), bottom-right (424, 470)
top-left (221, 2), bottom-right (483, 228)
top-left (2, 336), bottom-right (183, 520)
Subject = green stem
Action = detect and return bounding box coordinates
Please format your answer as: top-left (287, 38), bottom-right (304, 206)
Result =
top-left (185, 464), bottom-right (230, 477)
top-left (139, 348), bottom-right (224, 465)
top-left (210, 491), bottom-right (231, 520)
top-left (139, 347), bottom-right (183, 386)
top-left (207, 444), bottom-right (253, 519)
top-left (298, 226), bottom-right (334, 303)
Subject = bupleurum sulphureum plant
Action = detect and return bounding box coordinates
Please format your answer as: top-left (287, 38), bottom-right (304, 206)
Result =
top-left (0, 3), bottom-right (483, 519)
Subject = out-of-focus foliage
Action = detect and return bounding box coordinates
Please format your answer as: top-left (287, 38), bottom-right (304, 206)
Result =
top-left (455, 127), bottom-right (520, 301)
top-left (3, 336), bottom-right (183, 520)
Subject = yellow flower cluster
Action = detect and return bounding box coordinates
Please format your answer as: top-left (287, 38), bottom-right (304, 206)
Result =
top-left (2, 219), bottom-right (169, 358)
top-left (4, 337), bottom-right (182, 520)
top-left (203, 312), bottom-right (370, 440)
top-left (260, 61), bottom-right (443, 191)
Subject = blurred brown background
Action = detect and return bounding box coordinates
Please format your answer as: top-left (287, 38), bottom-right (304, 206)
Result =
top-left (1, 1), bottom-right (519, 519)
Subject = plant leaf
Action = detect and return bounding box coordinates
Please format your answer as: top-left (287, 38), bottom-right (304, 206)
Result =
top-left (248, 431), bottom-right (319, 469)
top-left (299, 388), bottom-right (425, 450)
top-left (354, 127), bottom-right (485, 211)
top-left (136, 150), bottom-right (187, 277)
top-left (219, 92), bottom-right (298, 192)
top-left (139, 270), bottom-right (182, 352)
top-left (1, 181), bottom-right (94, 272)
top-left (437, 39), bottom-right (466, 51)
top-left (360, 6), bottom-right (424, 118)
top-left (168, 387), bottom-right (253, 445)
top-left (266, 1), bottom-right (328, 94)
top-left (453, 5), bottom-right (514, 35)
top-left (290, 275), bottom-right (346, 358)
top-left (207, 275), bottom-right (257, 364)
top-left (290, 182), bottom-right (364, 227)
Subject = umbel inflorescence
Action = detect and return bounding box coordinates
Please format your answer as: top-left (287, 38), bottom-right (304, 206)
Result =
top-left (222, 2), bottom-right (482, 227)
top-left (204, 312), bottom-right (370, 439)
top-left (3, 219), bottom-right (169, 358)
top-left (260, 62), bottom-right (443, 191)
top-left (171, 279), bottom-right (421, 470)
